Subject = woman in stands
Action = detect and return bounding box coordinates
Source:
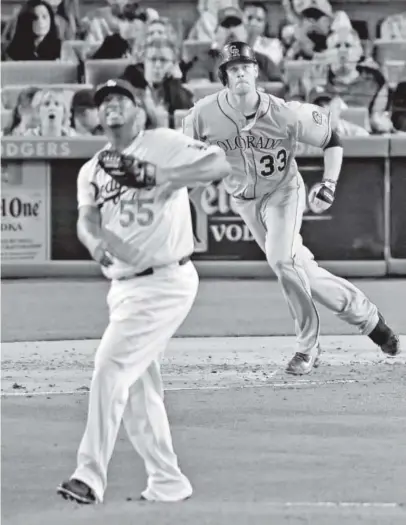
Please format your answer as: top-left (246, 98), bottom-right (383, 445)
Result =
top-left (2, 87), bottom-right (40, 136)
top-left (3, 0), bottom-right (62, 61)
top-left (2, 0), bottom-right (81, 46)
top-left (22, 89), bottom-right (77, 136)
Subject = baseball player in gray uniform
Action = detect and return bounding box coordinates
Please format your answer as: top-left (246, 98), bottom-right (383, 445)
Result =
top-left (183, 41), bottom-right (400, 376)
top-left (57, 79), bottom-right (231, 505)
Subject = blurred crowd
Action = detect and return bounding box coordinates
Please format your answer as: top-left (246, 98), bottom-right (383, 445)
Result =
top-left (1, 0), bottom-right (406, 138)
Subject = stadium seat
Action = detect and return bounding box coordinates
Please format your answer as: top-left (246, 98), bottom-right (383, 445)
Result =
top-left (259, 82), bottom-right (286, 98)
top-left (283, 60), bottom-right (328, 87)
top-left (186, 82), bottom-right (223, 100)
top-left (0, 61), bottom-right (79, 87)
top-left (1, 83), bottom-right (94, 110)
top-left (374, 39), bottom-right (406, 64)
top-left (61, 40), bottom-right (100, 63)
top-left (341, 107), bottom-right (370, 129)
top-left (84, 59), bottom-right (133, 86)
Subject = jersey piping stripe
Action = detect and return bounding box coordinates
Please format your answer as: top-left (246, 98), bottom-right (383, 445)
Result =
top-left (291, 180), bottom-right (320, 351)
top-left (218, 92), bottom-right (253, 199)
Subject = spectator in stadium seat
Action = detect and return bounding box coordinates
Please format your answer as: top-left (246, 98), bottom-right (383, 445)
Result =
top-left (84, 1), bottom-right (158, 45)
top-left (184, 6), bottom-right (281, 82)
top-left (281, 0), bottom-right (352, 60)
top-left (3, 0), bottom-right (62, 61)
top-left (243, 1), bottom-right (284, 66)
top-left (23, 89), bottom-right (77, 136)
top-left (47, 0), bottom-right (81, 40)
top-left (131, 17), bottom-right (180, 63)
top-left (70, 89), bottom-right (104, 136)
top-left (187, 0), bottom-right (237, 42)
top-left (379, 12), bottom-right (406, 40)
top-left (122, 37), bottom-right (193, 129)
top-left (2, 0), bottom-right (81, 47)
top-left (2, 87), bottom-right (40, 136)
top-left (321, 28), bottom-right (393, 133)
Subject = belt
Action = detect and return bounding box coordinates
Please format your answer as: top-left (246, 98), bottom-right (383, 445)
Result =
top-left (117, 256), bottom-right (190, 281)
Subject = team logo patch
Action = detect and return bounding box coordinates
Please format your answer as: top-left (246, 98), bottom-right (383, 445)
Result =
top-left (229, 45), bottom-right (240, 57)
top-left (312, 111), bottom-right (323, 125)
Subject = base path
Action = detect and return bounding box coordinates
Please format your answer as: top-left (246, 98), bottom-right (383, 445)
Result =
top-left (1, 335), bottom-right (405, 395)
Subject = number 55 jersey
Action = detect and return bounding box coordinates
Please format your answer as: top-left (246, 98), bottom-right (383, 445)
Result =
top-left (183, 90), bottom-right (332, 200)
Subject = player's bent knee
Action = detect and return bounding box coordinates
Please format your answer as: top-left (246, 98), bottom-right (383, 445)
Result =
top-left (266, 255), bottom-right (295, 275)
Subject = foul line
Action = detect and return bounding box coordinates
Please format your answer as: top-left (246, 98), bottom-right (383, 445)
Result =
top-left (263, 501), bottom-right (404, 509)
top-left (0, 378), bottom-right (369, 398)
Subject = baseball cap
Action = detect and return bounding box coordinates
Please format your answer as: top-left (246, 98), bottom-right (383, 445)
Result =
top-left (94, 79), bottom-right (140, 107)
top-left (293, 0), bottom-right (333, 18)
top-left (218, 6), bottom-right (243, 28)
top-left (308, 86), bottom-right (333, 105)
top-left (71, 89), bottom-right (96, 113)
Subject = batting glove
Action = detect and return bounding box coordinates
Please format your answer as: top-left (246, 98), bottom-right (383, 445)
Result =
top-left (308, 179), bottom-right (337, 214)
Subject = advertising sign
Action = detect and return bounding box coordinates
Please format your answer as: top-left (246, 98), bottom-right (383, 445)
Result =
top-left (1, 162), bottom-right (50, 262)
top-left (48, 157), bottom-right (385, 262)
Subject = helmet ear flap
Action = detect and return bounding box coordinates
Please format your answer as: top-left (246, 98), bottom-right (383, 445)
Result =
top-left (218, 66), bottom-right (227, 86)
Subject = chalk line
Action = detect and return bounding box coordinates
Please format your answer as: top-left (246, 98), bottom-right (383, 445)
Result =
top-left (0, 378), bottom-right (368, 397)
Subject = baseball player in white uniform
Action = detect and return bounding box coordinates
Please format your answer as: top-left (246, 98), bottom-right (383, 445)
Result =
top-left (183, 41), bottom-right (400, 375)
top-left (57, 79), bottom-right (231, 505)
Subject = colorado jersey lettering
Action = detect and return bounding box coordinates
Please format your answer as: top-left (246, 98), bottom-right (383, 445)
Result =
top-left (183, 90), bottom-right (332, 199)
top-left (77, 128), bottom-right (212, 280)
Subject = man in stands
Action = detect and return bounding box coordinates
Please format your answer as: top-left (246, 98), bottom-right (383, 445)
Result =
top-left (184, 6), bottom-right (282, 83)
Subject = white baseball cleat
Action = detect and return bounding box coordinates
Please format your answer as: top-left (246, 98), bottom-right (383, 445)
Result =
top-left (285, 346), bottom-right (321, 376)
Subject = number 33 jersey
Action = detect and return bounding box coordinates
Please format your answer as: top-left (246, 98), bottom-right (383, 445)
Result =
top-left (183, 90), bottom-right (332, 199)
top-left (77, 128), bottom-right (207, 280)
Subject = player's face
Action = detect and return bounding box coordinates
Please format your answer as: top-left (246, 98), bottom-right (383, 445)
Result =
top-left (226, 62), bottom-right (258, 94)
top-left (98, 93), bottom-right (138, 129)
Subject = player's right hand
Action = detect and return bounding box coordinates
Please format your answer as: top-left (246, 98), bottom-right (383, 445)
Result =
top-left (92, 242), bottom-right (114, 267)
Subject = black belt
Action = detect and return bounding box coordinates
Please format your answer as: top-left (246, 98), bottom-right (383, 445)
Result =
top-left (118, 256), bottom-right (190, 281)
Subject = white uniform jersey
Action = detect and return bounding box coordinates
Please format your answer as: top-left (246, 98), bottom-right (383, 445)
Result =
top-left (77, 128), bottom-right (212, 280)
top-left (183, 89), bottom-right (332, 199)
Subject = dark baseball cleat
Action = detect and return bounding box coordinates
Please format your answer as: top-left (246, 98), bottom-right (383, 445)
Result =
top-left (286, 346), bottom-right (321, 375)
top-left (57, 479), bottom-right (96, 504)
top-left (368, 313), bottom-right (401, 357)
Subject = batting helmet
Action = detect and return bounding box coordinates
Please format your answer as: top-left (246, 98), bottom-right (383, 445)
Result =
top-left (218, 41), bottom-right (258, 86)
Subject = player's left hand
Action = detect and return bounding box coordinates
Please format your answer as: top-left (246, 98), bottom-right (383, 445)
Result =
top-left (308, 180), bottom-right (336, 214)
top-left (98, 150), bottom-right (157, 189)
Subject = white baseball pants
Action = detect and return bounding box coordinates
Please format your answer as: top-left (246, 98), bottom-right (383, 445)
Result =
top-left (72, 261), bottom-right (199, 503)
top-left (232, 176), bottom-right (378, 355)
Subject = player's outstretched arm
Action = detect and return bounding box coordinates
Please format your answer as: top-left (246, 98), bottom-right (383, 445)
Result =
top-left (156, 142), bottom-right (231, 188)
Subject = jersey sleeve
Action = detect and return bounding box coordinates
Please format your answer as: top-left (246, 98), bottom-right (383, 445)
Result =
top-left (182, 106), bottom-right (202, 140)
top-left (286, 101), bottom-right (333, 149)
top-left (77, 159), bottom-right (97, 208)
top-left (141, 128), bottom-right (229, 187)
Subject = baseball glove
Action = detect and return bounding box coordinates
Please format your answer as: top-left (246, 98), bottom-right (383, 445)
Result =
top-left (98, 150), bottom-right (157, 188)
